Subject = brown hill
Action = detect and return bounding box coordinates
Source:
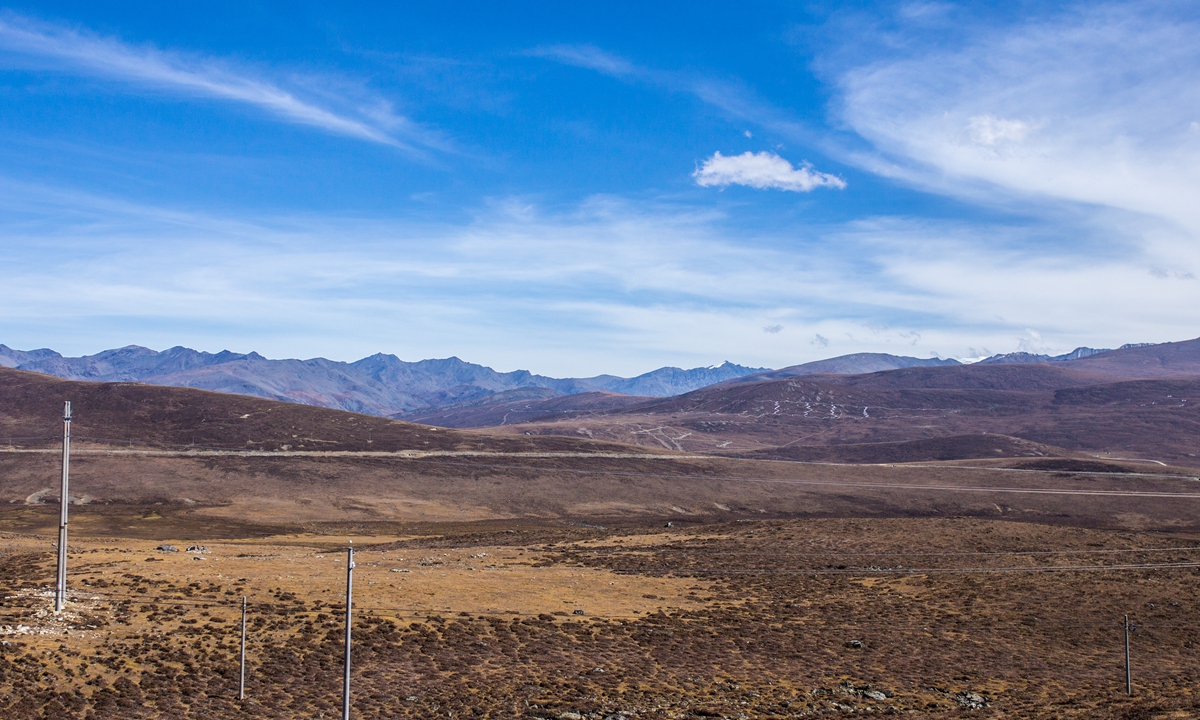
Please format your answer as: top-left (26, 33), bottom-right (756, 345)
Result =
top-left (1060, 336), bottom-right (1200, 377)
top-left (739, 434), bottom-right (1064, 464)
top-left (398, 390), bottom-right (653, 428)
top-left (0, 367), bottom-right (638, 455)
top-left (498, 364), bottom-right (1200, 463)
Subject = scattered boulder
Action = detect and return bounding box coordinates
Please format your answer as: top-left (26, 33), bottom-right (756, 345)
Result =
top-left (185, 544), bottom-right (208, 554)
top-left (156, 544), bottom-right (179, 553)
top-left (845, 639), bottom-right (865, 649)
top-left (954, 692), bottom-right (987, 709)
top-left (864, 690), bottom-right (887, 701)
top-left (574, 609), bottom-right (586, 615)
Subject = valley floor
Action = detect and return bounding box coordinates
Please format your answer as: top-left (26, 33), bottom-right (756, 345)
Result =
top-left (3, 515), bottom-right (1200, 718)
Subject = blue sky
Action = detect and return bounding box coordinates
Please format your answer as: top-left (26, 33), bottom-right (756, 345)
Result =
top-left (0, 1), bottom-right (1197, 376)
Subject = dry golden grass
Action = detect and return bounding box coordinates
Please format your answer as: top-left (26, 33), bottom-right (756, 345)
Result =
top-left (4, 516), bottom-right (1200, 719)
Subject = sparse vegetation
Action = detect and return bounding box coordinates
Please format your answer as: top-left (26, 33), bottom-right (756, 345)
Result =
top-left (4, 517), bottom-right (1200, 718)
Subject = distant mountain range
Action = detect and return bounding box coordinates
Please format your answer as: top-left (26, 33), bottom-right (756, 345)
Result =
top-left (726, 352), bottom-right (961, 384)
top-left (490, 338), bottom-right (1200, 462)
top-left (0, 344), bottom-right (766, 416)
top-left (975, 343), bottom-right (1153, 365)
top-left (0, 340), bottom-right (1182, 421)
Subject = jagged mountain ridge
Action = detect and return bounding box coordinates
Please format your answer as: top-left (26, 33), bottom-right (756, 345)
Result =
top-left (0, 344), bottom-right (766, 416)
top-left (977, 343), bottom-right (1154, 365)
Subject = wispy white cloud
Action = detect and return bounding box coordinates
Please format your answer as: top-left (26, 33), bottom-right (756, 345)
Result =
top-left (963, 114), bottom-right (1034, 148)
top-left (693, 151), bottom-right (845, 192)
top-left (529, 44), bottom-right (823, 150)
top-left (0, 178), bottom-right (1191, 374)
top-left (526, 44), bottom-right (638, 77)
top-left (835, 2), bottom-right (1200, 234)
top-left (0, 13), bottom-right (446, 153)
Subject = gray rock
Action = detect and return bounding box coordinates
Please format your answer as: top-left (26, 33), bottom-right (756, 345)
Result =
top-left (954, 692), bottom-right (987, 709)
top-left (156, 544), bottom-right (179, 553)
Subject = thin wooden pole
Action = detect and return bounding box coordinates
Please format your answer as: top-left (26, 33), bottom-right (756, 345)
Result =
top-left (1125, 614), bottom-right (1132, 695)
top-left (54, 401), bottom-right (71, 614)
top-left (343, 544), bottom-right (355, 720)
top-left (239, 596), bottom-right (247, 700)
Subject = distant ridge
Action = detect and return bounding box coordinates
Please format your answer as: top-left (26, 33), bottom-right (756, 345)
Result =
top-left (5, 339), bottom-right (1194, 425)
top-left (978, 346), bottom-right (1110, 364)
top-left (975, 340), bottom-right (1200, 377)
top-left (728, 352), bottom-right (961, 384)
top-left (0, 344), bottom-right (765, 417)
top-left (495, 348), bottom-right (1200, 462)
top-left (1060, 338), bottom-right (1200, 378)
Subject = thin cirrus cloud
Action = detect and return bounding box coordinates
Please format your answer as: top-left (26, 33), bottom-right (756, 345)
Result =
top-left (0, 13), bottom-right (445, 153)
top-left (693, 151), bottom-right (845, 192)
top-left (530, 43), bottom-right (825, 160)
top-left (526, 44), bottom-right (638, 78)
top-left (834, 2), bottom-right (1200, 239)
top-left (1, 175), bottom-right (1187, 373)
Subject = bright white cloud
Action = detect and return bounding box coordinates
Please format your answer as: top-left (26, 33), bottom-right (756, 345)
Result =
top-left (964, 115), bottom-right (1033, 147)
top-left (0, 14), bottom-right (444, 152)
top-left (693, 151), bottom-right (845, 192)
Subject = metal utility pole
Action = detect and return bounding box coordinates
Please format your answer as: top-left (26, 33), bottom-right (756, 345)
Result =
top-left (239, 596), bottom-right (248, 700)
top-left (342, 543), bottom-right (355, 720)
top-left (1124, 614), bottom-right (1132, 695)
top-left (54, 401), bottom-right (72, 614)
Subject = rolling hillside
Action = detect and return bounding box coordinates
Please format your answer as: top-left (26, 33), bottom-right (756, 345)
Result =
top-left (499, 361), bottom-right (1200, 463)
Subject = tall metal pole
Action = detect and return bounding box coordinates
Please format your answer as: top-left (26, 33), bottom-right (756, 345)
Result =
top-left (1124, 614), bottom-right (1132, 695)
top-left (239, 596), bottom-right (248, 700)
top-left (54, 401), bottom-right (72, 614)
top-left (342, 543), bottom-right (355, 720)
